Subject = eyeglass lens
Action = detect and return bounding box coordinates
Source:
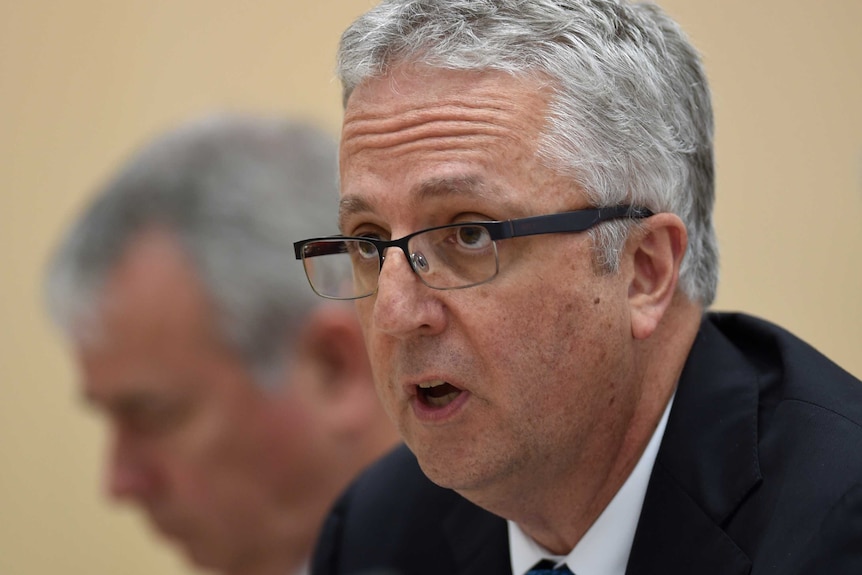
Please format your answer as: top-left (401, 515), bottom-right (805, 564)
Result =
top-left (299, 224), bottom-right (500, 299)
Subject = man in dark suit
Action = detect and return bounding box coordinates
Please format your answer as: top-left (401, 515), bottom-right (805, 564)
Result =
top-left (294, 1), bottom-right (862, 573)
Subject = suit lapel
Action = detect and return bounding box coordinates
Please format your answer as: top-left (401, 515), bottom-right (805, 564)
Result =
top-left (627, 315), bottom-right (761, 575)
top-left (443, 494), bottom-right (511, 574)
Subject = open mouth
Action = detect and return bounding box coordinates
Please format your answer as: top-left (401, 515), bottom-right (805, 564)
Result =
top-left (417, 380), bottom-right (462, 408)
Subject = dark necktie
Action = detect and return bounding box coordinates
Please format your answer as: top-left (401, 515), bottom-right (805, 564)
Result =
top-left (525, 559), bottom-right (575, 574)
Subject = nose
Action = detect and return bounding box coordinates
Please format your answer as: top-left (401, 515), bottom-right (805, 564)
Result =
top-left (104, 431), bottom-right (158, 502)
top-left (372, 246), bottom-right (447, 338)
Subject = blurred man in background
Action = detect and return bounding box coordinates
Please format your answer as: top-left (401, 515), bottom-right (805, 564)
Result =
top-left (43, 114), bottom-right (399, 575)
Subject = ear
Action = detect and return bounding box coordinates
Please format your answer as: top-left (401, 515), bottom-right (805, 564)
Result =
top-left (292, 303), bottom-right (378, 437)
top-left (626, 212), bottom-right (688, 340)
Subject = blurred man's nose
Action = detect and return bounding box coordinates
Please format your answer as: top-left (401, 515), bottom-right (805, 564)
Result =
top-left (104, 433), bottom-right (158, 502)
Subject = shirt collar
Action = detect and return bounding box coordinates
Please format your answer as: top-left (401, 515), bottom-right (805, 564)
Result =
top-left (509, 394), bottom-right (674, 575)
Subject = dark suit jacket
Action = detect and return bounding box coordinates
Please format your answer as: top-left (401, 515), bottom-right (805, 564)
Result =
top-left (312, 313), bottom-right (862, 574)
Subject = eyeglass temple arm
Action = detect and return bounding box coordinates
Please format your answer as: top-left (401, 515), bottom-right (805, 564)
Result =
top-left (500, 205), bottom-right (653, 239)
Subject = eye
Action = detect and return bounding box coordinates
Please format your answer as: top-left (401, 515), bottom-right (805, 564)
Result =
top-left (115, 398), bottom-right (192, 437)
top-left (455, 225), bottom-right (492, 249)
top-left (354, 239), bottom-right (379, 260)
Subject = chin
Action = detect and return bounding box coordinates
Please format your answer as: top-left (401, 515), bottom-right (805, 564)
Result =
top-left (414, 445), bottom-right (489, 490)
top-left (153, 523), bottom-right (223, 570)
top-left (180, 540), bottom-right (231, 571)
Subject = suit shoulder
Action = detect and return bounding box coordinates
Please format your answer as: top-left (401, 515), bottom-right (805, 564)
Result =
top-left (344, 443), bottom-right (458, 515)
top-left (312, 444), bottom-right (507, 574)
top-left (708, 312), bottom-right (862, 427)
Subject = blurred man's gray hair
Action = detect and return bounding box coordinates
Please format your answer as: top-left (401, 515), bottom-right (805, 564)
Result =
top-left (44, 114), bottom-right (340, 384)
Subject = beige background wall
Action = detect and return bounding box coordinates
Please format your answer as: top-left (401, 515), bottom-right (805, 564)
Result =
top-left (1, 1), bottom-right (859, 574)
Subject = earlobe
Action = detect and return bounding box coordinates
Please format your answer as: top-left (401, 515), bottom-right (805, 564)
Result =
top-left (627, 213), bottom-right (687, 340)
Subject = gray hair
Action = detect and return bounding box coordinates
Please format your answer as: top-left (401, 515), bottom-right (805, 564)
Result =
top-left (44, 114), bottom-right (340, 384)
top-left (337, 0), bottom-right (718, 305)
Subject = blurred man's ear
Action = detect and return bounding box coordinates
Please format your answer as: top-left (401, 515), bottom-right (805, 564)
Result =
top-left (625, 212), bottom-right (688, 340)
top-left (292, 304), bottom-right (379, 437)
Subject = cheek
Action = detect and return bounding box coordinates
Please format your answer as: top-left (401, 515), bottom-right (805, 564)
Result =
top-left (163, 401), bottom-right (265, 487)
top-left (475, 270), bottom-right (627, 394)
top-left (163, 431), bottom-right (278, 517)
top-left (356, 302), bottom-right (395, 383)
top-left (356, 300), bottom-right (380, 355)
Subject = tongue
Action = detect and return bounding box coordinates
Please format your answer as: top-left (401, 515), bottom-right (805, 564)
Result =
top-left (422, 383), bottom-right (461, 407)
top-left (426, 383), bottom-right (458, 398)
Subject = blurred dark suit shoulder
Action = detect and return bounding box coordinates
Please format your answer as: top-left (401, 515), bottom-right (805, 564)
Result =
top-left (311, 443), bottom-right (509, 575)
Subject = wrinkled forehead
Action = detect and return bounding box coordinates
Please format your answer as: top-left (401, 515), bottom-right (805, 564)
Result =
top-left (339, 64), bottom-right (554, 170)
top-left (336, 66), bottom-right (579, 232)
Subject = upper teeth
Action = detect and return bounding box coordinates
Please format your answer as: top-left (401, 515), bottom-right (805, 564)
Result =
top-left (418, 380), bottom-right (445, 389)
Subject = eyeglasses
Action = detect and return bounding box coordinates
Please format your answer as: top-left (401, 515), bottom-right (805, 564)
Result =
top-left (293, 205), bottom-right (653, 300)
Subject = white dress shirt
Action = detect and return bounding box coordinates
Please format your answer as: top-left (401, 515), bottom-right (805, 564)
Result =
top-left (509, 395), bottom-right (674, 575)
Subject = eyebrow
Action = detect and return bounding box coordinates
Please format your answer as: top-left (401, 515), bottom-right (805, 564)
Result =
top-left (81, 384), bottom-right (169, 414)
top-left (338, 175), bottom-right (497, 230)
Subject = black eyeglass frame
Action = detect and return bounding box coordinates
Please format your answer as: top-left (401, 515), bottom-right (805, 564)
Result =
top-left (293, 205), bottom-right (654, 298)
